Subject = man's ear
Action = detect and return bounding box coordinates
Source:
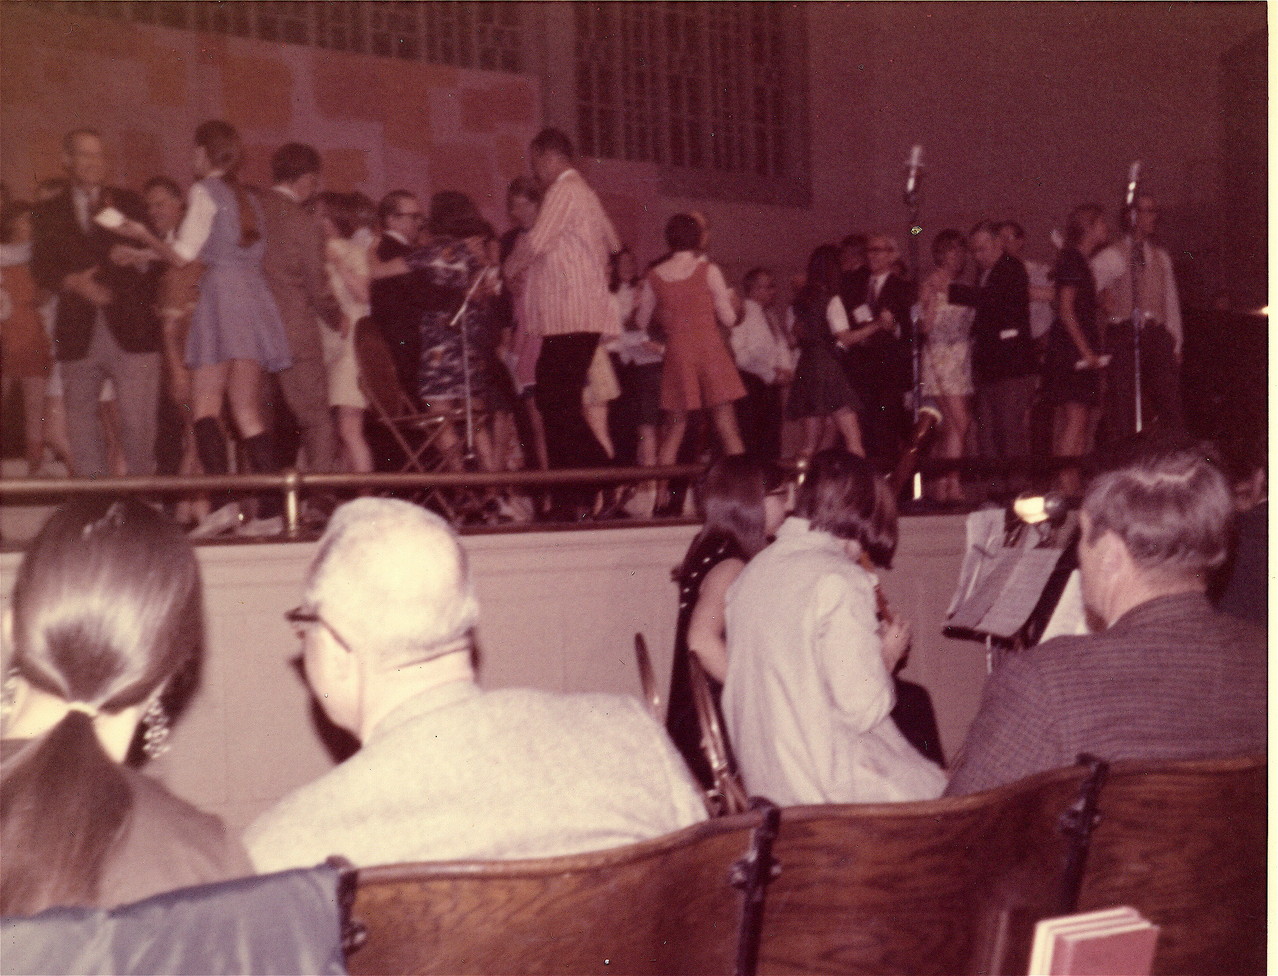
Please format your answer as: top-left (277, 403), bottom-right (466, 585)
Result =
top-left (1094, 530), bottom-right (1130, 574)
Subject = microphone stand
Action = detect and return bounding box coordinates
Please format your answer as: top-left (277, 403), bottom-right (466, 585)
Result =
top-left (446, 264), bottom-right (492, 466)
top-left (903, 149), bottom-right (925, 500)
top-left (1127, 214), bottom-right (1145, 435)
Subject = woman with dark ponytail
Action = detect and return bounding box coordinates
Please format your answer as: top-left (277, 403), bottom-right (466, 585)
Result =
top-left (119, 120), bottom-right (291, 535)
top-left (0, 498), bottom-right (251, 916)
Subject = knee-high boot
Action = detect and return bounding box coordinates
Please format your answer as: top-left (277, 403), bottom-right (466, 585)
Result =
top-left (243, 431), bottom-right (281, 518)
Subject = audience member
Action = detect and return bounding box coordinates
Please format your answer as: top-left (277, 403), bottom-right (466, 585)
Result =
top-left (316, 190), bottom-right (374, 474)
top-left (918, 229), bottom-right (974, 504)
top-left (0, 200), bottom-right (55, 475)
top-left (786, 244), bottom-right (865, 458)
top-left (637, 213), bottom-right (746, 492)
top-left (259, 142), bottom-right (344, 474)
top-left (945, 438), bottom-right (1267, 796)
top-left (369, 189), bottom-right (428, 399)
top-left (1092, 192), bottom-right (1185, 439)
top-left (245, 498), bottom-right (706, 870)
top-left (666, 456), bottom-right (789, 788)
top-left (504, 128), bottom-right (619, 519)
top-left (948, 221), bottom-right (1036, 489)
top-left (839, 232), bottom-right (914, 464)
top-left (1044, 204), bottom-right (1109, 495)
top-left (30, 129), bottom-right (163, 478)
top-left (0, 499), bottom-right (250, 916)
top-left (723, 449), bottom-right (946, 805)
top-left (731, 267), bottom-right (794, 463)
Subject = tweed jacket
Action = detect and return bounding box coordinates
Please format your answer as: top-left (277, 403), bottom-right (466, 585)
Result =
top-left (245, 682), bottom-right (708, 872)
top-left (258, 187), bottom-right (343, 361)
top-left (945, 593), bottom-right (1267, 796)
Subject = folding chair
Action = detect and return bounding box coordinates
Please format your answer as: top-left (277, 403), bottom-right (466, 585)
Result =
top-left (354, 318), bottom-right (486, 523)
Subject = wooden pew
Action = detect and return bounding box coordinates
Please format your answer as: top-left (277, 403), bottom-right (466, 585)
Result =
top-left (346, 806), bottom-right (778, 975)
top-left (756, 765), bottom-right (1093, 975)
top-left (1076, 754), bottom-right (1266, 976)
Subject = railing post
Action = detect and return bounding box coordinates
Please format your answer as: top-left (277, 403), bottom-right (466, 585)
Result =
top-left (283, 469), bottom-right (301, 539)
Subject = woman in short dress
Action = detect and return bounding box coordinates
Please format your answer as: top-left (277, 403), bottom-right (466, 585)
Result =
top-left (119, 120), bottom-right (291, 528)
top-left (0, 201), bottom-right (55, 475)
top-left (403, 191), bottom-right (496, 472)
top-left (316, 191), bottom-right (374, 474)
top-left (919, 229), bottom-right (974, 503)
top-left (785, 244), bottom-right (865, 457)
top-left (665, 455), bottom-right (788, 788)
top-left (636, 213), bottom-right (746, 470)
top-left (1044, 204), bottom-right (1109, 495)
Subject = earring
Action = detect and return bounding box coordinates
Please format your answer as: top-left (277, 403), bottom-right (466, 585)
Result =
top-left (141, 697), bottom-right (171, 759)
top-left (0, 667), bottom-right (18, 725)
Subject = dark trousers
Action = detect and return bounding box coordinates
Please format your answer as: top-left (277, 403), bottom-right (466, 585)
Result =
top-left (735, 370), bottom-right (783, 462)
top-left (1103, 321), bottom-right (1183, 441)
top-left (534, 332), bottom-right (610, 511)
top-left (845, 346), bottom-right (908, 466)
top-left (976, 374), bottom-right (1036, 494)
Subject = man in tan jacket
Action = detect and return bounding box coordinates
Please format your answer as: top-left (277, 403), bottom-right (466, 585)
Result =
top-left (259, 143), bottom-right (343, 473)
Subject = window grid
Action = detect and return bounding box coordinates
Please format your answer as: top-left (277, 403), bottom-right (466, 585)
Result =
top-left (573, 1), bottom-right (793, 179)
top-left (44, 1), bottom-right (522, 73)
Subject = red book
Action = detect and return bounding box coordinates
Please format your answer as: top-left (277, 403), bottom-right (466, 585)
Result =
top-left (1028, 906), bottom-right (1160, 976)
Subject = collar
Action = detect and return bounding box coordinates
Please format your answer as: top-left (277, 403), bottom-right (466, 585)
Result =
top-left (367, 671), bottom-right (481, 744)
top-left (773, 516), bottom-right (845, 553)
top-left (273, 184), bottom-right (301, 203)
top-left (384, 230), bottom-right (410, 246)
top-left (1107, 590), bottom-right (1211, 633)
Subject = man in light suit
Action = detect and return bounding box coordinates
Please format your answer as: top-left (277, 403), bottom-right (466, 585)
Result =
top-left (259, 142), bottom-right (343, 472)
top-left (30, 129), bottom-right (163, 477)
top-left (246, 498), bottom-right (706, 871)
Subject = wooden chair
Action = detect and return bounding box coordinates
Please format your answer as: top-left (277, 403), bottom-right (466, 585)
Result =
top-left (346, 805), bottom-right (782, 976)
top-left (1075, 753), bottom-right (1266, 976)
top-left (756, 764), bottom-right (1093, 975)
top-left (353, 318), bottom-right (486, 522)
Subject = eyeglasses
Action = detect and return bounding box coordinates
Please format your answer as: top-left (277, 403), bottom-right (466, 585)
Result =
top-left (285, 605), bottom-right (355, 655)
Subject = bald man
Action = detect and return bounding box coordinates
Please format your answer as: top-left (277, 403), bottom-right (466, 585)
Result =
top-left (246, 499), bottom-right (705, 870)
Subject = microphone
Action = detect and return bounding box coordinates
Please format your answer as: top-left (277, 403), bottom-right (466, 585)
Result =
top-left (904, 144), bottom-right (924, 205)
top-left (1125, 160), bottom-right (1141, 211)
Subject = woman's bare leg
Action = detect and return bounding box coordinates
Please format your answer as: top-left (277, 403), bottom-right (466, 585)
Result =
top-left (709, 402), bottom-right (745, 456)
top-left (335, 405), bottom-right (373, 473)
top-left (832, 407), bottom-right (865, 457)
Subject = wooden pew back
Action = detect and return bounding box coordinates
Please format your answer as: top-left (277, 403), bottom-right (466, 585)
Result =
top-left (346, 808), bottom-right (770, 975)
top-left (757, 765), bottom-right (1092, 975)
top-left (1077, 753), bottom-right (1266, 976)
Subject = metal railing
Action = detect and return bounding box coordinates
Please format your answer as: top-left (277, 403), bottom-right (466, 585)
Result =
top-left (0, 464), bottom-right (710, 539)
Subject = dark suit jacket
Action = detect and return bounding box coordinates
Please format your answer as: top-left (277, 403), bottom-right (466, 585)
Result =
top-left (839, 267), bottom-right (915, 390)
top-left (30, 186), bottom-right (162, 361)
top-left (258, 188), bottom-right (342, 361)
top-left (369, 233), bottom-right (431, 396)
top-left (948, 253), bottom-right (1035, 383)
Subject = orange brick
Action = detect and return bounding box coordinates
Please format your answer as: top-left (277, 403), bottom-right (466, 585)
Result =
top-left (314, 53), bottom-right (382, 123)
top-left (428, 143), bottom-right (496, 210)
top-left (144, 47), bottom-right (191, 109)
top-left (323, 147), bottom-right (370, 190)
top-left (221, 52), bottom-right (294, 131)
